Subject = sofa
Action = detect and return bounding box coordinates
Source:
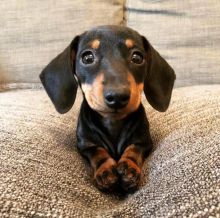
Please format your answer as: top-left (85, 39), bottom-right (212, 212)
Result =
top-left (0, 0), bottom-right (219, 217)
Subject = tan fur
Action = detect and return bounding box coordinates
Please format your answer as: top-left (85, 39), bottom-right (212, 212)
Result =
top-left (94, 158), bottom-right (116, 175)
top-left (81, 72), bottom-right (143, 120)
top-left (125, 39), bottom-right (135, 48)
top-left (120, 144), bottom-right (143, 167)
top-left (90, 147), bottom-right (112, 170)
top-left (118, 73), bottom-right (143, 119)
top-left (91, 39), bottom-right (100, 49)
top-left (81, 73), bottom-right (106, 113)
top-left (118, 157), bottom-right (141, 174)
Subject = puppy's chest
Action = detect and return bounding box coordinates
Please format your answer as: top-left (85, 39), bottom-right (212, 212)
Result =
top-left (102, 118), bottom-right (124, 145)
top-left (99, 117), bottom-right (136, 159)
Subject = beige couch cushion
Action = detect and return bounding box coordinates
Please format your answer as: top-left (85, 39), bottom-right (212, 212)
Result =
top-left (0, 85), bottom-right (219, 217)
top-left (126, 0), bottom-right (220, 87)
top-left (0, 0), bottom-right (124, 84)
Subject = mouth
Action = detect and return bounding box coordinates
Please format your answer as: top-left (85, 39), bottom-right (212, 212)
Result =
top-left (96, 109), bottom-right (119, 115)
top-left (90, 99), bottom-right (120, 115)
top-left (86, 94), bottom-right (130, 118)
top-left (96, 108), bottom-right (130, 120)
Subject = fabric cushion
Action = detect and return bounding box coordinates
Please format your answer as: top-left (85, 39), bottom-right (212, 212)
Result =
top-left (0, 0), bottom-right (124, 84)
top-left (126, 0), bottom-right (220, 87)
top-left (0, 85), bottom-right (219, 217)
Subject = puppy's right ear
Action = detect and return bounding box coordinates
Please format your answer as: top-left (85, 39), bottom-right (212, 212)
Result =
top-left (40, 36), bottom-right (80, 114)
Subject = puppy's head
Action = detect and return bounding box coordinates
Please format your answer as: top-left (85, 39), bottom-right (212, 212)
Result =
top-left (40, 25), bottom-right (176, 119)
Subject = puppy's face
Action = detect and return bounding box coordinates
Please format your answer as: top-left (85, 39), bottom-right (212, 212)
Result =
top-left (40, 25), bottom-right (175, 115)
top-left (75, 26), bottom-right (148, 119)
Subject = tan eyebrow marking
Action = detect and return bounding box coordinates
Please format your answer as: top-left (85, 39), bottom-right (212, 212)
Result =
top-left (91, 39), bottom-right (100, 49)
top-left (125, 39), bottom-right (135, 48)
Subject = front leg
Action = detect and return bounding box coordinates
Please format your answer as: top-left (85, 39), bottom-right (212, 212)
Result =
top-left (82, 146), bottom-right (118, 191)
top-left (117, 143), bottom-right (152, 192)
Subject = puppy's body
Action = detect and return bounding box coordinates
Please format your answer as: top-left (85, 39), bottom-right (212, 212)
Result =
top-left (77, 99), bottom-right (152, 161)
top-left (40, 25), bottom-right (175, 192)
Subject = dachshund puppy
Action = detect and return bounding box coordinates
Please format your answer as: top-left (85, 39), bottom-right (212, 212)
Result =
top-left (40, 25), bottom-right (175, 192)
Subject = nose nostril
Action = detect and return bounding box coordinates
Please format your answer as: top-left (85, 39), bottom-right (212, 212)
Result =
top-left (104, 90), bottom-right (130, 109)
top-left (121, 95), bottom-right (130, 102)
top-left (105, 95), bottom-right (115, 103)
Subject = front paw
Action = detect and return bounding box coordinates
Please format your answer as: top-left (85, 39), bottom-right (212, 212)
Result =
top-left (94, 158), bottom-right (118, 192)
top-left (117, 158), bottom-right (141, 192)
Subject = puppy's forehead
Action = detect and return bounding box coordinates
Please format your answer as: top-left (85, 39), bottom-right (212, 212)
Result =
top-left (78, 26), bottom-right (143, 49)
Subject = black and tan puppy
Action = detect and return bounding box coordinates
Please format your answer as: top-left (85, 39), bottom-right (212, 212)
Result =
top-left (40, 25), bottom-right (175, 192)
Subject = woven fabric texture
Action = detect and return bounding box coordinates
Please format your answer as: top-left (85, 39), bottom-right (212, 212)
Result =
top-left (126, 0), bottom-right (220, 87)
top-left (0, 85), bottom-right (219, 217)
top-left (0, 0), bottom-right (124, 84)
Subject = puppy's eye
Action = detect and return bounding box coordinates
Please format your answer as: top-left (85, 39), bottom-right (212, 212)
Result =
top-left (131, 51), bottom-right (144, 65)
top-left (81, 51), bottom-right (94, 65)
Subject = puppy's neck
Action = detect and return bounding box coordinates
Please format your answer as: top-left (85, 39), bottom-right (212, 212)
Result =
top-left (101, 116), bottom-right (124, 131)
top-left (101, 116), bottom-right (125, 144)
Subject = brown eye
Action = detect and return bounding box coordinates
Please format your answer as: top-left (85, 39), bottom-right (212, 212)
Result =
top-left (131, 51), bottom-right (144, 64)
top-left (81, 51), bottom-right (94, 65)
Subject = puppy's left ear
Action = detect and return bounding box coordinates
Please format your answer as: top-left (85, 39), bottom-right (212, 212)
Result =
top-left (142, 36), bottom-right (176, 112)
top-left (40, 36), bottom-right (80, 114)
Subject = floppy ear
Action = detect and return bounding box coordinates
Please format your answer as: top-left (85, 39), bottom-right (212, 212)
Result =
top-left (40, 36), bottom-right (80, 114)
top-left (142, 36), bottom-right (176, 112)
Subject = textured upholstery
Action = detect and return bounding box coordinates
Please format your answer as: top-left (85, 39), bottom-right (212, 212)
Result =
top-left (0, 85), bottom-right (219, 217)
top-left (126, 0), bottom-right (220, 87)
top-left (0, 0), bottom-right (124, 84)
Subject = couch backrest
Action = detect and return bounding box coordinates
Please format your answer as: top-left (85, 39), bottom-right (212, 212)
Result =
top-left (126, 0), bottom-right (220, 87)
top-left (1, 0), bottom-right (220, 87)
top-left (0, 0), bottom-right (124, 84)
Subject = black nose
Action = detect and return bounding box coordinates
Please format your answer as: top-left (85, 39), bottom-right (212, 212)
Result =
top-left (104, 89), bottom-right (130, 109)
